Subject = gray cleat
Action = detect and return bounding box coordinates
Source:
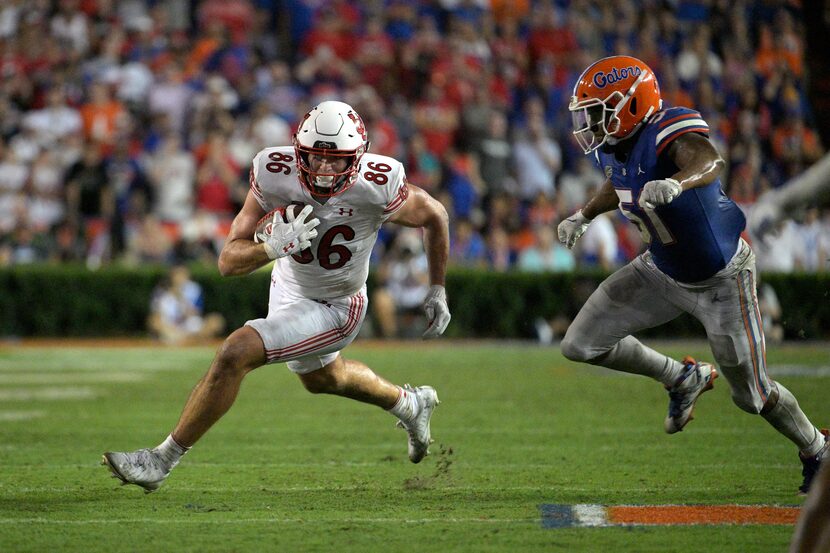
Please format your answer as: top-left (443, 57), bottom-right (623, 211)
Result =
top-left (102, 449), bottom-right (170, 493)
top-left (396, 385), bottom-right (440, 463)
top-left (664, 356), bottom-right (718, 434)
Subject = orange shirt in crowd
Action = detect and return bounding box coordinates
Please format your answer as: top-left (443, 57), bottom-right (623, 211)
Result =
top-left (80, 100), bottom-right (126, 144)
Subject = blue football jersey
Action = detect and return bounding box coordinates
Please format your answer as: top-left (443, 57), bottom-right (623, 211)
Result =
top-left (595, 107), bottom-right (746, 282)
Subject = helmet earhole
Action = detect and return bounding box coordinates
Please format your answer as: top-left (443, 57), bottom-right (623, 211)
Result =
top-left (629, 98), bottom-right (638, 115)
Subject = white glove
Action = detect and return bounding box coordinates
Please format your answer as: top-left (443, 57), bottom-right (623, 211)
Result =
top-left (639, 178), bottom-right (682, 209)
top-left (257, 205), bottom-right (320, 259)
top-left (557, 210), bottom-right (592, 249)
top-left (422, 285), bottom-right (451, 339)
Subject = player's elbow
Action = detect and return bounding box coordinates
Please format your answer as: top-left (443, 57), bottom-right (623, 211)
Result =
top-left (217, 256), bottom-right (233, 277)
top-left (712, 154), bottom-right (726, 176)
top-left (217, 253), bottom-right (242, 277)
top-left (426, 198), bottom-right (449, 230)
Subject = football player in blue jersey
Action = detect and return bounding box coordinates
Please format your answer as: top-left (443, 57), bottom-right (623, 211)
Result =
top-left (557, 55), bottom-right (827, 494)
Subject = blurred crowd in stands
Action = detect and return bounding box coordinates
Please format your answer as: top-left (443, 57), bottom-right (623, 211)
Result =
top-left (0, 0), bottom-right (827, 276)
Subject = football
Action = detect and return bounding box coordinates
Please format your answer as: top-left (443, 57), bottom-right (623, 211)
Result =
top-left (253, 203), bottom-right (310, 242)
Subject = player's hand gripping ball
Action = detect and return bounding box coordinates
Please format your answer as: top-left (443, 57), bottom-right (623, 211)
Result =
top-left (254, 204), bottom-right (320, 259)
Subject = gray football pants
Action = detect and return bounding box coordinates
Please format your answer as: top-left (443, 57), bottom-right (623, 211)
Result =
top-left (561, 240), bottom-right (772, 413)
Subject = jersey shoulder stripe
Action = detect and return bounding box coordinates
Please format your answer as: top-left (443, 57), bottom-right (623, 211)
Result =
top-left (383, 180), bottom-right (409, 214)
top-left (249, 167), bottom-right (266, 209)
top-left (654, 107), bottom-right (709, 156)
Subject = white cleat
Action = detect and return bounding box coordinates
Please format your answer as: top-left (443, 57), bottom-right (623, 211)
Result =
top-left (102, 449), bottom-right (170, 493)
top-left (664, 356), bottom-right (718, 434)
top-left (396, 385), bottom-right (440, 463)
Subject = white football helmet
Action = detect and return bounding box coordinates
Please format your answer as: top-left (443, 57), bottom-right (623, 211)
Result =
top-left (293, 100), bottom-right (369, 196)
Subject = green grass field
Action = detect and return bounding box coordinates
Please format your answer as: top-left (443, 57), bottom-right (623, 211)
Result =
top-left (1, 340), bottom-right (828, 552)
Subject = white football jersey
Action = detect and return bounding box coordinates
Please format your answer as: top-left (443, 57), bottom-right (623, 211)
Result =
top-left (250, 146), bottom-right (409, 299)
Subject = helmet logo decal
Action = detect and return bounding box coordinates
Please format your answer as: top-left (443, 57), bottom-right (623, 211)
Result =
top-left (592, 66), bottom-right (642, 88)
top-left (348, 112), bottom-right (367, 143)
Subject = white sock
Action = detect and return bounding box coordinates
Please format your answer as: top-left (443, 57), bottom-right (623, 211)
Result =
top-left (387, 387), bottom-right (419, 421)
top-left (799, 428), bottom-right (827, 459)
top-left (154, 434), bottom-right (189, 469)
top-left (594, 336), bottom-right (684, 386)
top-left (760, 383), bottom-right (823, 454)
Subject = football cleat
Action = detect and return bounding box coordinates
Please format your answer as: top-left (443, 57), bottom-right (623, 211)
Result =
top-left (102, 449), bottom-right (171, 493)
top-left (664, 356), bottom-right (718, 434)
top-left (395, 384), bottom-right (440, 463)
top-left (798, 428), bottom-right (830, 495)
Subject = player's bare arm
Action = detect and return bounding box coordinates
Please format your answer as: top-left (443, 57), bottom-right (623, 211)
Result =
top-left (639, 132), bottom-right (725, 209)
top-left (665, 132), bottom-right (725, 191)
top-left (217, 190), bottom-right (271, 276)
top-left (388, 183), bottom-right (451, 338)
top-left (388, 184), bottom-right (449, 286)
top-left (582, 179), bottom-right (620, 219)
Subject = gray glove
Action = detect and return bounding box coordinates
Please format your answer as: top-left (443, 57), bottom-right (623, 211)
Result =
top-left (422, 285), bottom-right (451, 338)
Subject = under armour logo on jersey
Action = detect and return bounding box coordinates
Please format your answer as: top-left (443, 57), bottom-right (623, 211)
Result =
top-left (638, 165), bottom-right (645, 175)
top-left (338, 207), bottom-right (354, 216)
top-left (622, 168), bottom-right (627, 176)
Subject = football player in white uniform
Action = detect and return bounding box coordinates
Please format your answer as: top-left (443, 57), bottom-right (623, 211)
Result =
top-left (103, 101), bottom-right (451, 492)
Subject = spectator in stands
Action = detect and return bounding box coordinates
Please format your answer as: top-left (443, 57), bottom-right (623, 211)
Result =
top-left (476, 110), bottom-right (514, 197)
top-left (485, 225), bottom-right (515, 272)
top-left (758, 278), bottom-right (785, 345)
top-left (64, 141), bottom-right (112, 264)
top-left (0, 139), bottom-right (29, 237)
top-left (578, 212), bottom-right (619, 271)
top-left (148, 133), bottom-right (196, 224)
top-left (518, 224), bottom-right (574, 273)
top-left (79, 81), bottom-right (127, 147)
top-left (194, 131), bottom-right (241, 216)
top-left (27, 149), bottom-right (66, 233)
top-left (450, 218), bottom-right (487, 268)
top-left (147, 264), bottom-right (225, 345)
top-left (0, 0), bottom-right (824, 282)
top-left (148, 64), bottom-right (194, 137)
top-left (557, 157), bottom-right (604, 212)
top-left (512, 115), bottom-right (561, 201)
top-left (795, 207), bottom-right (825, 272)
top-left (21, 87), bottom-right (82, 149)
top-left (371, 229), bottom-right (430, 339)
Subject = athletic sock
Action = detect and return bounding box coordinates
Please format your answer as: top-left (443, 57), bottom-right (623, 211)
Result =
top-left (800, 428), bottom-right (828, 459)
top-left (387, 386), bottom-right (419, 421)
top-left (154, 434), bottom-right (190, 469)
top-left (593, 336), bottom-right (684, 386)
top-left (760, 383), bottom-right (823, 454)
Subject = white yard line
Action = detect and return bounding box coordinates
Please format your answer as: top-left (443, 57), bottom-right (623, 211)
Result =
top-left (0, 516), bottom-right (536, 525)
top-left (767, 365), bottom-right (830, 377)
top-left (0, 387), bottom-right (96, 401)
top-left (0, 410), bottom-right (45, 421)
top-left (0, 373), bottom-right (144, 384)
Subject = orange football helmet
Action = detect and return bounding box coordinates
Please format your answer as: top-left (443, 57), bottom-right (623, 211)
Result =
top-left (569, 55), bottom-right (662, 154)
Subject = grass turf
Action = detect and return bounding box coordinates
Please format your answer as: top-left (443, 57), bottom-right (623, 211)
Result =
top-left (0, 340), bottom-right (828, 552)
